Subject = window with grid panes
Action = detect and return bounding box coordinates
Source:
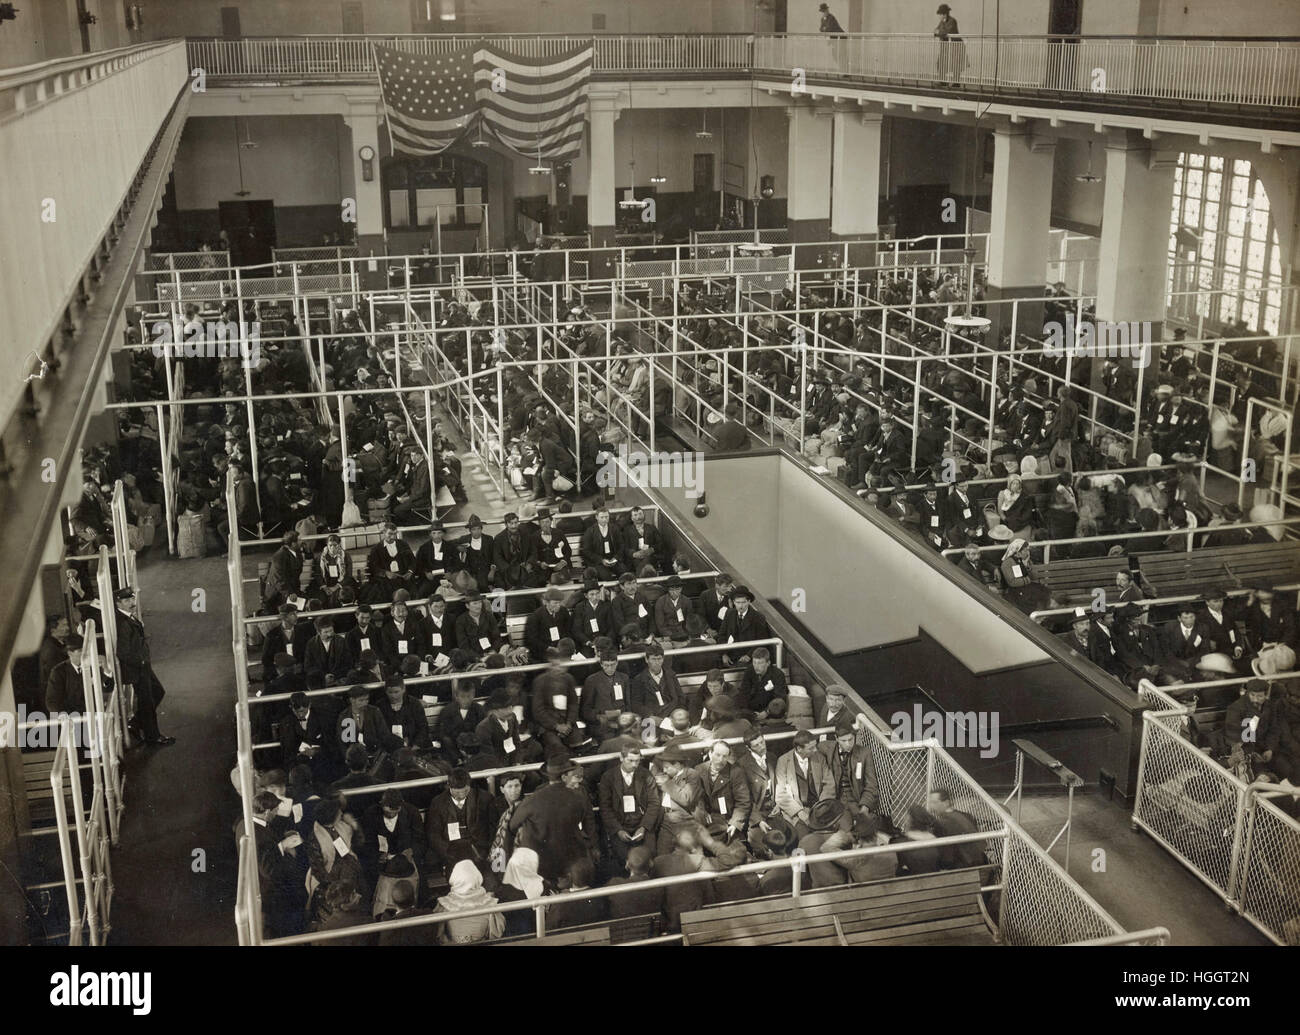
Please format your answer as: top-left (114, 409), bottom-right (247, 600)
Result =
top-left (1168, 153), bottom-right (1284, 334)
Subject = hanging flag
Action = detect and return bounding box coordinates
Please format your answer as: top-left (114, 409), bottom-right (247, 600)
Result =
top-left (374, 43), bottom-right (477, 155)
top-left (475, 43), bottom-right (592, 162)
top-left (372, 41), bottom-right (593, 162)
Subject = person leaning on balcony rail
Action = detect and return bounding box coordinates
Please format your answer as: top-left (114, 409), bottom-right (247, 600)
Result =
top-left (933, 5), bottom-right (967, 86)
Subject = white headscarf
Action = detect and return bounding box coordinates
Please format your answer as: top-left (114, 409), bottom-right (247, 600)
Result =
top-left (1003, 538), bottom-right (1027, 562)
top-left (438, 859), bottom-right (497, 913)
top-left (503, 846), bottom-right (545, 899)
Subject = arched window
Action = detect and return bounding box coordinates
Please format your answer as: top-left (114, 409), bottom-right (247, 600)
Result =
top-left (383, 153), bottom-right (486, 231)
top-left (1168, 154), bottom-right (1284, 334)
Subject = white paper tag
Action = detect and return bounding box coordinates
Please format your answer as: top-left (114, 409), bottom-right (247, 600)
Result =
top-left (430, 633), bottom-right (442, 647)
top-left (638, 537), bottom-right (646, 550)
top-left (555, 545), bottom-right (565, 558)
top-left (389, 560), bottom-right (400, 573)
top-left (603, 541), bottom-right (611, 554)
top-left (377, 834), bottom-right (389, 853)
top-left (512, 705), bottom-right (524, 722)
top-left (359, 636), bottom-right (371, 651)
top-left (1011, 564), bottom-right (1023, 579)
top-left (285, 643), bottom-right (294, 657)
top-left (623, 794), bottom-right (637, 813)
top-left (503, 737), bottom-right (515, 754)
top-left (332, 836), bottom-right (350, 856)
top-left (276, 798), bottom-right (293, 817)
top-left (661, 792), bottom-right (673, 808)
top-left (552, 693), bottom-right (567, 711)
top-left (589, 618), bottom-right (600, 632)
top-left (637, 604), bottom-right (648, 618)
top-left (479, 636), bottom-right (491, 649)
top-left (717, 606), bottom-right (727, 621)
top-left (292, 803), bottom-right (303, 824)
top-left (614, 683), bottom-right (624, 701)
top-left (419, 662), bottom-right (429, 676)
top-left (549, 626), bottom-right (560, 642)
top-left (433, 652), bottom-right (450, 668)
top-left (717, 796), bottom-right (728, 815)
top-left (930, 515), bottom-right (939, 527)
top-left (855, 761), bottom-right (863, 780)
top-left (326, 564), bottom-right (339, 579)
top-left (392, 724), bottom-right (403, 738)
top-left (398, 639), bottom-right (409, 654)
top-left (447, 822), bottom-right (461, 841)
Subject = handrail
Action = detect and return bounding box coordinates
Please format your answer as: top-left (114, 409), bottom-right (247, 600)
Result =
top-left (258, 828), bottom-right (1005, 946)
top-left (0, 38), bottom-right (183, 92)
top-left (1030, 582), bottom-right (1300, 622)
top-left (245, 636), bottom-right (786, 705)
top-left (1067, 927), bottom-right (1172, 946)
top-left (944, 517), bottom-right (1300, 557)
top-left (238, 569), bottom-right (723, 627)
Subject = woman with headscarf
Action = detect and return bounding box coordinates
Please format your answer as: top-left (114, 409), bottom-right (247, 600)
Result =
top-left (996, 475), bottom-right (1036, 541)
top-left (495, 845), bottom-right (551, 937)
top-left (433, 860), bottom-right (505, 944)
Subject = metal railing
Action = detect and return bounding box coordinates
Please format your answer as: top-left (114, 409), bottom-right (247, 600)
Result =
top-left (182, 34), bottom-right (1300, 109)
top-left (1132, 682), bottom-right (1300, 944)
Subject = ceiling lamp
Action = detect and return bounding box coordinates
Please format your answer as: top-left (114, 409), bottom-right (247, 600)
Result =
top-left (649, 174), bottom-right (666, 185)
top-left (1076, 141), bottom-right (1102, 183)
top-left (943, 246), bottom-right (991, 332)
top-left (696, 110), bottom-right (713, 140)
top-left (528, 145), bottom-right (550, 175)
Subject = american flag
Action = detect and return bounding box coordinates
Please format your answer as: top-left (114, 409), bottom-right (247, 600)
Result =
top-left (476, 42), bottom-right (592, 162)
top-left (374, 44), bottom-right (478, 156)
top-left (373, 41), bottom-right (592, 161)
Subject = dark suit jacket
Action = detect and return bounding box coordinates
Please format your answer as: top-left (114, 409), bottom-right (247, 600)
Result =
top-left (523, 605), bottom-right (572, 662)
top-left (816, 741), bottom-right (880, 813)
top-left (508, 782), bottom-right (594, 881)
top-left (424, 786), bottom-right (493, 865)
top-left (718, 606), bottom-right (771, 650)
top-left (629, 668), bottom-right (682, 718)
top-left (598, 765), bottom-right (663, 837)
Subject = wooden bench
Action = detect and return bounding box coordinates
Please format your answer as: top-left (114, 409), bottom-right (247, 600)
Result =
top-left (495, 912), bottom-right (659, 945)
top-left (680, 867), bottom-right (996, 947)
top-left (1039, 541), bottom-right (1300, 604)
top-left (22, 749), bottom-right (64, 827)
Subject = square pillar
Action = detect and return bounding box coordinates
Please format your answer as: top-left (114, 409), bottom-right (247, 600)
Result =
top-left (831, 109), bottom-right (883, 266)
top-left (344, 106), bottom-right (385, 256)
top-left (587, 94), bottom-right (620, 278)
top-left (788, 104), bottom-right (833, 267)
top-left (987, 125), bottom-right (1056, 340)
top-left (1096, 132), bottom-right (1177, 338)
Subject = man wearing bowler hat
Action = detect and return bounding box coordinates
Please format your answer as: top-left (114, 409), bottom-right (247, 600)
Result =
top-left (524, 586), bottom-right (572, 662)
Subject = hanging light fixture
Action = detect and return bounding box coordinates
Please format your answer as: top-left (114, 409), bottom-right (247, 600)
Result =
top-left (944, 124), bottom-right (990, 333)
top-left (470, 118), bottom-right (489, 149)
top-left (696, 109), bottom-right (712, 140)
top-left (1076, 140), bottom-right (1102, 183)
top-left (528, 140), bottom-right (550, 175)
top-left (649, 111), bottom-right (666, 184)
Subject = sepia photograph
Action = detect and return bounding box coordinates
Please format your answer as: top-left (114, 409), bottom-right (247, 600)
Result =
top-left (0, 0), bottom-right (1297, 1010)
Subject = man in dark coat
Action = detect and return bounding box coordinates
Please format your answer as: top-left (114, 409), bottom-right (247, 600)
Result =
top-left (508, 755), bottom-right (596, 881)
top-left (598, 740), bottom-right (663, 869)
top-left (717, 586), bottom-right (771, 663)
top-left (424, 767), bottom-right (493, 875)
top-left (492, 512), bottom-right (539, 589)
top-left (523, 587), bottom-right (573, 662)
top-left (44, 634), bottom-right (90, 714)
top-left (114, 588), bottom-right (174, 745)
top-left (817, 726), bottom-right (879, 815)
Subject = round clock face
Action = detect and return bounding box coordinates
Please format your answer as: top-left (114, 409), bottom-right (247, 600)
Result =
top-left (359, 145), bottom-right (375, 161)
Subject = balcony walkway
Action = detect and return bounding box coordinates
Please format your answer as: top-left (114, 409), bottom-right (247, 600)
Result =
top-left (185, 33), bottom-right (1300, 130)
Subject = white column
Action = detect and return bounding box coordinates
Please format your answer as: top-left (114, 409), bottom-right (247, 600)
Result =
top-left (831, 110), bottom-right (882, 237)
top-left (343, 104), bottom-right (384, 244)
top-left (1096, 132), bottom-right (1177, 329)
top-left (987, 125), bottom-right (1056, 294)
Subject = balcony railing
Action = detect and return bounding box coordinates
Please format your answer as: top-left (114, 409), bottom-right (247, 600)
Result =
top-left (184, 33), bottom-right (1300, 109)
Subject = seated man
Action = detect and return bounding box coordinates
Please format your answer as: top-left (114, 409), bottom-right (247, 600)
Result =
top-left (523, 587), bottom-right (572, 662)
top-left (424, 767), bottom-right (493, 877)
top-left (773, 730), bottom-right (835, 841)
top-left (629, 642), bottom-right (682, 722)
top-left (694, 740), bottom-right (751, 841)
top-left (598, 742), bottom-right (662, 870)
top-left (367, 523), bottom-right (417, 594)
top-left (817, 724), bottom-right (879, 816)
top-left (736, 646), bottom-right (787, 713)
top-left (375, 674), bottom-right (432, 753)
top-left (474, 688), bottom-right (543, 769)
top-left (454, 592), bottom-right (505, 660)
top-left (653, 575), bottom-right (693, 645)
top-left (303, 617), bottom-right (353, 685)
top-left (925, 788), bottom-right (987, 869)
top-left (1159, 603), bottom-right (1210, 681)
top-left (717, 586), bottom-right (771, 664)
top-left (581, 648), bottom-right (633, 739)
top-left (335, 684), bottom-right (388, 764)
top-left (434, 682), bottom-right (485, 765)
top-left (605, 844), bottom-right (666, 922)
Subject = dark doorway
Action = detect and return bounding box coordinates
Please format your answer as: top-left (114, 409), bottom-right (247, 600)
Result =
top-left (773, 0), bottom-right (788, 34)
top-left (220, 6), bottom-right (242, 39)
top-left (1048, 0), bottom-right (1083, 36)
top-left (219, 200), bottom-right (276, 267)
top-left (341, 1), bottom-right (364, 33)
top-left (1047, 0), bottom-right (1082, 89)
top-left (75, 0), bottom-right (91, 52)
